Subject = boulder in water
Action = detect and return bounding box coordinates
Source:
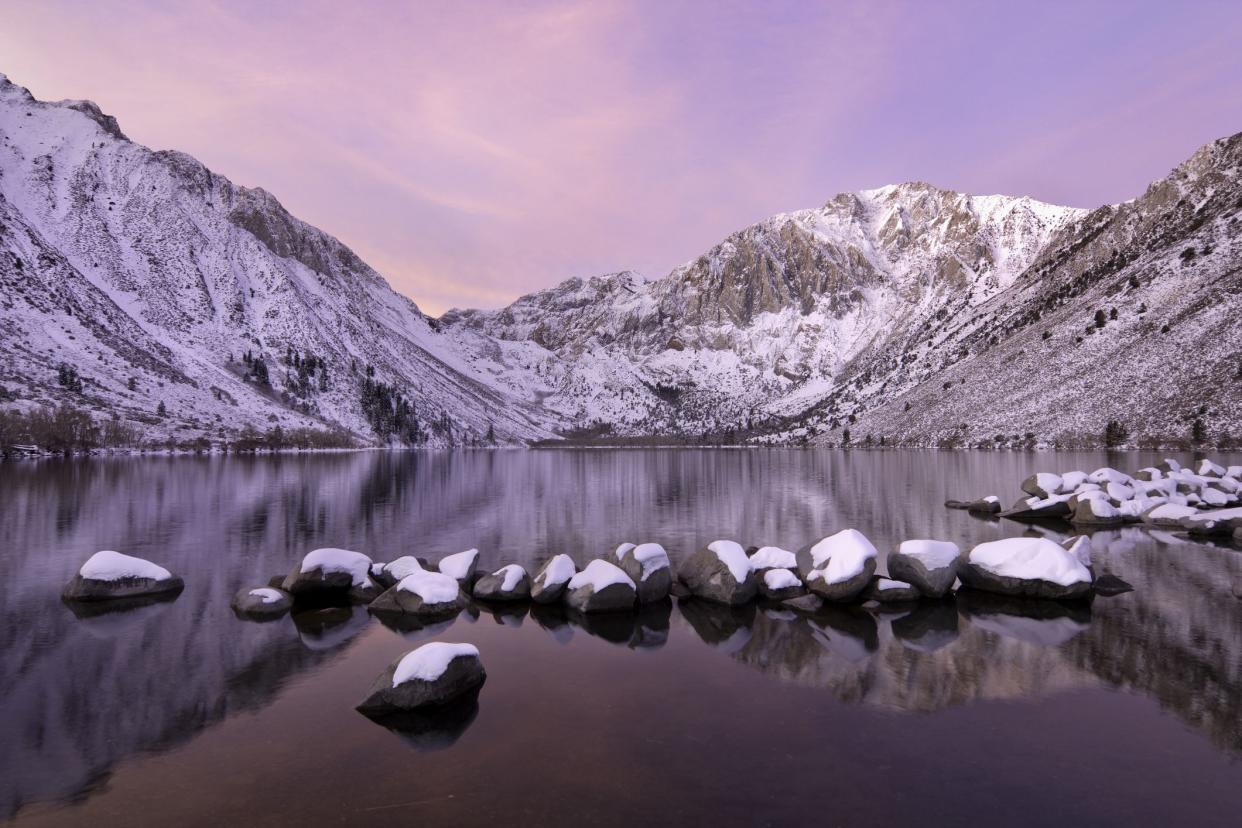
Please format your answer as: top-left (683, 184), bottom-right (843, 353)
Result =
top-left (887, 539), bottom-right (960, 598)
top-left (435, 548), bottom-right (481, 587)
top-left (282, 548), bottom-right (379, 603)
top-left (758, 568), bottom-right (805, 601)
top-left (564, 560), bottom-right (637, 613)
top-left (679, 540), bottom-right (757, 605)
top-left (796, 530), bottom-right (877, 602)
top-left (62, 551), bottom-right (185, 602)
top-left (231, 586), bottom-right (293, 618)
top-left (958, 537), bottom-right (1093, 600)
top-left (356, 642), bottom-right (486, 716)
top-left (472, 564), bottom-right (531, 602)
top-left (861, 576), bottom-right (920, 603)
top-left (614, 542), bottom-right (672, 603)
top-left (530, 554), bottom-right (576, 604)
top-left (369, 570), bottom-right (467, 617)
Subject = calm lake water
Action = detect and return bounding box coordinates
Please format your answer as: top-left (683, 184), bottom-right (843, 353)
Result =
top-left (2, 449), bottom-right (1242, 827)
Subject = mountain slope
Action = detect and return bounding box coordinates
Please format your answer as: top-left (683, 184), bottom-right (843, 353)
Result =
top-left (0, 73), bottom-right (558, 446)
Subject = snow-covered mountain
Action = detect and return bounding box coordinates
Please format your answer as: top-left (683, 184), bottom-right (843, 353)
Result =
top-left (444, 138), bottom-right (1242, 447)
top-left (1, 70), bottom-right (1238, 447)
top-left (0, 73), bottom-right (558, 446)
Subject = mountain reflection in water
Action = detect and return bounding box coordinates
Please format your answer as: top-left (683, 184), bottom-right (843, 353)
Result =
top-left (1, 450), bottom-right (1241, 822)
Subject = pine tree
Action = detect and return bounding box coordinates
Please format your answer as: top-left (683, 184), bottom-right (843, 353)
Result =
top-left (485, 422), bottom-right (495, 443)
top-left (1104, 420), bottom-right (1129, 447)
top-left (157, 400), bottom-right (167, 418)
top-left (1192, 418), bottom-right (1207, 445)
top-left (1094, 309), bottom-right (1107, 328)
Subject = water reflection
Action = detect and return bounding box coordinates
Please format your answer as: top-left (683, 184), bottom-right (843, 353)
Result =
top-left (2, 450), bottom-right (1242, 819)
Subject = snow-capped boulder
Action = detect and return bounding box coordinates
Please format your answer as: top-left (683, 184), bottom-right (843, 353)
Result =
top-left (282, 548), bottom-right (378, 602)
top-left (1198, 459), bottom-right (1226, 477)
top-left (1141, 502), bottom-right (1200, 527)
top-left (861, 576), bottom-right (920, 603)
top-left (1158, 459), bottom-right (1183, 475)
top-left (958, 537), bottom-right (1093, 600)
top-left (759, 568), bottom-right (805, 600)
top-left (608, 542), bottom-right (636, 564)
top-left (1070, 495), bottom-right (1125, 526)
top-left (796, 530), bottom-right (877, 602)
top-left (435, 548), bottom-right (481, 587)
top-left (999, 494), bottom-right (1073, 521)
top-left (369, 570), bottom-right (467, 617)
top-left (1059, 471), bottom-right (1089, 490)
top-left (531, 554), bottom-right (576, 604)
top-left (565, 560), bottom-right (637, 612)
top-left (946, 495), bottom-right (1001, 513)
top-left (356, 642), bottom-right (486, 716)
top-left (1088, 467), bottom-right (1133, 486)
top-left (679, 540), bottom-right (758, 605)
top-left (372, 556), bottom-right (428, 589)
top-left (472, 564), bottom-right (532, 602)
top-left (62, 551), bottom-right (185, 602)
top-left (887, 539), bottom-right (960, 598)
top-left (614, 542), bottom-right (672, 603)
top-left (1200, 488), bottom-right (1233, 507)
top-left (1021, 473), bottom-right (1063, 498)
top-left (749, 545), bottom-right (797, 572)
top-left (231, 586), bottom-right (293, 618)
top-left (1178, 507), bottom-right (1242, 536)
top-left (1134, 467), bottom-right (1163, 482)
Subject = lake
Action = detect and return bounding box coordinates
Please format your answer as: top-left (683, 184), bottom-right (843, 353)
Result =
top-left (2, 449), bottom-right (1242, 826)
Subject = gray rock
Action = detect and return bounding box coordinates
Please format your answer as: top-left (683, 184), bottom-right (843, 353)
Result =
top-left (62, 572), bottom-right (185, 602)
top-left (1020, 474), bottom-right (1061, 498)
top-left (795, 536), bottom-right (876, 603)
top-left (1092, 573), bottom-right (1134, 597)
top-left (999, 495), bottom-right (1072, 521)
top-left (757, 568), bottom-right (806, 601)
top-left (615, 543), bottom-right (673, 603)
top-left (861, 576), bottom-right (920, 603)
top-left (368, 577), bottom-right (468, 618)
top-left (530, 554), bottom-right (576, 604)
top-left (230, 586), bottom-right (293, 618)
top-left (472, 565), bottom-right (532, 602)
top-left (957, 558), bottom-right (1091, 600)
top-left (434, 548), bottom-right (481, 587)
top-left (678, 542), bottom-right (758, 605)
top-left (564, 560), bottom-right (638, 613)
top-left (888, 545), bottom-right (960, 598)
top-left (281, 552), bottom-right (380, 604)
top-left (356, 644), bottom-right (486, 716)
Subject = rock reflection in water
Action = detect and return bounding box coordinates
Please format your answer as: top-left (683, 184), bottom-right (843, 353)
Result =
top-left (358, 695), bottom-right (483, 753)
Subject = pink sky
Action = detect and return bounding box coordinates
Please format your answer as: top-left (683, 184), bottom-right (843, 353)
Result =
top-left (4, 0), bottom-right (1240, 314)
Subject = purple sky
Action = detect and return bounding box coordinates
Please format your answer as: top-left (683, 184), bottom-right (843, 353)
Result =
top-left (4, 1), bottom-right (1240, 314)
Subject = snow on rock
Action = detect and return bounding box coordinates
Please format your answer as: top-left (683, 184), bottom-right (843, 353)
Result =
top-left (250, 588), bottom-right (284, 604)
top-left (1071, 495), bottom-right (1124, 525)
top-left (565, 559), bottom-right (637, 613)
top-left (679, 541), bottom-right (758, 605)
top-left (1061, 536), bottom-right (1092, 568)
top-left (1142, 503), bottom-right (1201, 526)
top-left (63, 551), bottom-right (184, 602)
top-left (1021, 473), bottom-right (1063, 498)
top-left (437, 549), bottom-right (480, 584)
top-left (795, 530), bottom-right (878, 602)
top-left (615, 542), bottom-right (672, 603)
top-left (1198, 459), bottom-right (1226, 477)
top-left (392, 643), bottom-right (481, 686)
top-left (299, 548), bottom-right (372, 587)
top-left (357, 643), bottom-right (486, 716)
top-left (888, 539), bottom-right (961, 598)
top-left (397, 570), bottom-right (462, 604)
top-left (369, 568), bottom-right (465, 617)
top-left (759, 567), bottom-right (805, 600)
top-left (230, 585), bottom-right (292, 617)
top-left (472, 564), bottom-right (531, 602)
top-left (79, 551), bottom-right (173, 582)
top-left (960, 537), bottom-right (1092, 599)
top-left (749, 546), bottom-right (797, 571)
top-left (531, 554), bottom-right (577, 604)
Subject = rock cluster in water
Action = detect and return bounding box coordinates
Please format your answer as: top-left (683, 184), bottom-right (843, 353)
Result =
top-left (948, 457), bottom-right (1242, 539)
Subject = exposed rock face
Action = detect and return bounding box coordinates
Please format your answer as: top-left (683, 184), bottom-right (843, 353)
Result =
top-left (61, 551), bottom-right (184, 602)
top-left (530, 554), bottom-right (576, 604)
top-left (614, 542), bottom-right (673, 604)
top-left (958, 538), bottom-right (1093, 600)
top-left (564, 560), bottom-right (637, 613)
top-left (887, 540), bottom-right (961, 598)
top-left (472, 564), bottom-right (532, 602)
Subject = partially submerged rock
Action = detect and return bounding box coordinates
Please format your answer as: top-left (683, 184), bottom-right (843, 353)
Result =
top-left (282, 548), bottom-right (378, 603)
top-left (1021, 473), bottom-right (1064, 499)
top-left (796, 530), bottom-right (877, 603)
top-left (861, 576), bottom-right (920, 603)
top-left (369, 570), bottom-right (467, 617)
top-left (614, 542), bottom-right (672, 603)
top-left (530, 554), bottom-right (576, 604)
top-left (356, 642), bottom-right (486, 716)
top-left (371, 556), bottom-right (428, 589)
top-left (1000, 494), bottom-right (1073, 521)
top-left (62, 551), bottom-right (184, 602)
top-left (958, 537), bottom-right (1093, 600)
top-left (231, 586), bottom-right (293, 619)
top-left (564, 560), bottom-right (637, 613)
top-left (1092, 573), bottom-right (1134, 597)
top-left (887, 539), bottom-right (960, 598)
top-left (759, 567), bottom-right (805, 601)
top-left (1070, 494), bottom-right (1125, 526)
top-left (472, 564), bottom-right (531, 602)
top-left (679, 540), bottom-right (757, 605)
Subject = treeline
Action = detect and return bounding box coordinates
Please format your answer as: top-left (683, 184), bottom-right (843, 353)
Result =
top-left (0, 405), bottom-right (355, 457)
